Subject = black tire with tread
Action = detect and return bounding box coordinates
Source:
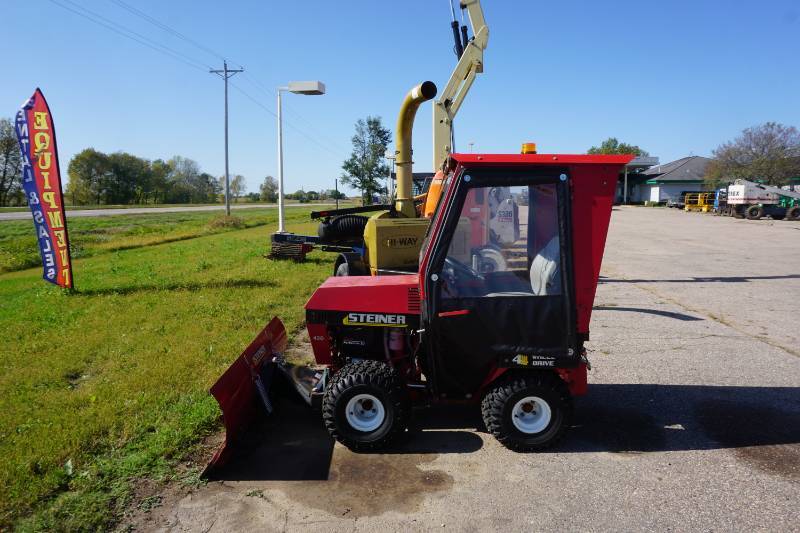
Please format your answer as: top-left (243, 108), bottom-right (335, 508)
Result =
top-left (746, 205), bottom-right (764, 220)
top-left (481, 372), bottom-right (573, 452)
top-left (786, 206), bottom-right (800, 221)
top-left (322, 360), bottom-right (409, 451)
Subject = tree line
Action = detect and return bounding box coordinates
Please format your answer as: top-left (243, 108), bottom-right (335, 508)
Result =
top-left (588, 124), bottom-right (800, 188)
top-left (65, 149), bottom-right (238, 205)
top-left (4, 114), bottom-right (798, 208)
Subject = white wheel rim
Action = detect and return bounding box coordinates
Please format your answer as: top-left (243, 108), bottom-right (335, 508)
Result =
top-left (345, 393), bottom-right (385, 432)
top-left (511, 396), bottom-right (552, 434)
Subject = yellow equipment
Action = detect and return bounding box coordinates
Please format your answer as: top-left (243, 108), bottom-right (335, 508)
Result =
top-left (272, 1), bottom-right (489, 274)
top-left (361, 0), bottom-right (489, 274)
top-left (684, 192), bottom-right (714, 212)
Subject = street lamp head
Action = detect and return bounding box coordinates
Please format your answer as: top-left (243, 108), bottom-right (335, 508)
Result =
top-left (287, 81), bottom-right (325, 95)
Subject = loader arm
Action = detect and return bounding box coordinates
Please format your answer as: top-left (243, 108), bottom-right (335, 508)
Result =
top-left (433, 0), bottom-right (489, 171)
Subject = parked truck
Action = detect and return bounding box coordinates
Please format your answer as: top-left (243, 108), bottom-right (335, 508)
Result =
top-left (724, 179), bottom-right (800, 221)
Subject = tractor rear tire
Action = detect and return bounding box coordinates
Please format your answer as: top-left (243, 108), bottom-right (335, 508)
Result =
top-left (746, 205), bottom-right (764, 220)
top-left (786, 206), bottom-right (800, 221)
top-left (322, 360), bottom-right (409, 451)
top-left (481, 372), bottom-right (572, 452)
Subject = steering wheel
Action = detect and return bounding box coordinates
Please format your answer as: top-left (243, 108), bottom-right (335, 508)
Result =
top-left (442, 256), bottom-right (484, 297)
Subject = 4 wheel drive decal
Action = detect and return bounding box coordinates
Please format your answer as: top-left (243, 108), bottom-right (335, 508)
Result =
top-left (511, 355), bottom-right (556, 367)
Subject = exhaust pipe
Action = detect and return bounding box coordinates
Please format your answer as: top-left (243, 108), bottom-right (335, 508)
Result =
top-left (394, 81), bottom-right (437, 218)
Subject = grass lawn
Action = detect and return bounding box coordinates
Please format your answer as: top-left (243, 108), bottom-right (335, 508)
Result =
top-left (0, 208), bottom-right (332, 529)
top-left (0, 207), bottom-right (310, 274)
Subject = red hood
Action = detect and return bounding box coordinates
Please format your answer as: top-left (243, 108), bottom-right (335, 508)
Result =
top-left (305, 274), bottom-right (420, 315)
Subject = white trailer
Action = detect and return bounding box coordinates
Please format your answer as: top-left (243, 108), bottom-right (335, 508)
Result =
top-left (725, 179), bottom-right (800, 220)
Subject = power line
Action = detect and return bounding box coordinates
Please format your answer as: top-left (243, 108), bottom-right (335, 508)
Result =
top-left (108, 0), bottom-right (231, 64)
top-left (47, 0), bottom-right (344, 162)
top-left (46, 0), bottom-right (210, 72)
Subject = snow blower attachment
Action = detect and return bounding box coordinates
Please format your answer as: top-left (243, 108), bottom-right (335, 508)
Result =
top-left (208, 153), bottom-right (634, 466)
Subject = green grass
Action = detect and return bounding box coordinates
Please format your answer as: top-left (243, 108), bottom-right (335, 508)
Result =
top-left (0, 207), bottom-right (322, 274)
top-left (0, 209), bottom-right (332, 529)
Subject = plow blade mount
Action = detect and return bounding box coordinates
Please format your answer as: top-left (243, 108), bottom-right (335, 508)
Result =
top-left (206, 317), bottom-right (288, 471)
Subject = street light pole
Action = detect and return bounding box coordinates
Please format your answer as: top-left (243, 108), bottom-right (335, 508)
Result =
top-left (384, 149), bottom-right (396, 201)
top-left (277, 88), bottom-right (286, 232)
top-left (274, 81), bottom-right (325, 234)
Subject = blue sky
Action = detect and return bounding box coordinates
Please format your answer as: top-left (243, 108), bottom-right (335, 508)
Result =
top-left (4, 0), bottom-right (799, 195)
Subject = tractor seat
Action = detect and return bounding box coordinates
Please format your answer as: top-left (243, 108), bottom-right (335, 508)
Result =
top-left (529, 236), bottom-right (561, 296)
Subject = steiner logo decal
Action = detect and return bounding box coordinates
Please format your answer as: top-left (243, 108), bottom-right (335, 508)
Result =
top-left (343, 313), bottom-right (408, 327)
top-left (385, 235), bottom-right (418, 249)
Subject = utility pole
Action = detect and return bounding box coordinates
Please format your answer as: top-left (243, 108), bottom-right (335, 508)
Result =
top-left (210, 60), bottom-right (244, 216)
top-left (335, 178), bottom-right (339, 210)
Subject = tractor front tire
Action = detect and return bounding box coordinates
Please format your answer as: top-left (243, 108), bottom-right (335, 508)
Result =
top-left (481, 372), bottom-right (573, 452)
top-left (746, 205), bottom-right (764, 220)
top-left (322, 360), bottom-right (409, 451)
top-left (786, 206), bottom-right (800, 221)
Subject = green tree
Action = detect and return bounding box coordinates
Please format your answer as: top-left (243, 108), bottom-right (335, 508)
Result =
top-left (259, 175), bottom-right (278, 202)
top-left (106, 152), bottom-right (151, 204)
top-left (230, 174), bottom-right (245, 202)
top-left (149, 159), bottom-right (172, 204)
top-left (292, 189), bottom-right (308, 203)
top-left (340, 116), bottom-right (391, 204)
top-left (588, 137), bottom-right (649, 157)
top-left (0, 118), bottom-right (22, 207)
top-left (191, 173), bottom-right (217, 203)
top-left (66, 148), bottom-right (109, 205)
top-left (324, 188), bottom-right (346, 200)
top-left (705, 122), bottom-right (800, 187)
top-left (164, 156), bottom-right (201, 203)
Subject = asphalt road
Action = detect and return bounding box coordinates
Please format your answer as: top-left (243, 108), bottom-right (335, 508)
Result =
top-left (0, 203), bottom-right (335, 221)
top-left (128, 207), bottom-right (800, 532)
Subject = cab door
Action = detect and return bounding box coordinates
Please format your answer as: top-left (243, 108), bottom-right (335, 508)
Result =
top-left (422, 167), bottom-right (578, 395)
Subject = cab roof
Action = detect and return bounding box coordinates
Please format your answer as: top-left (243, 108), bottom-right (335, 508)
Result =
top-left (451, 153), bottom-right (635, 167)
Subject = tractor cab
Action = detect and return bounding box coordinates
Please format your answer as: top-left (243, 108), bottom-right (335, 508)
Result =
top-left (416, 154), bottom-right (632, 397)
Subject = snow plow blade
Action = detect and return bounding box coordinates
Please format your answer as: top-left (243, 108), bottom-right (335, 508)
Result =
top-left (205, 317), bottom-right (288, 472)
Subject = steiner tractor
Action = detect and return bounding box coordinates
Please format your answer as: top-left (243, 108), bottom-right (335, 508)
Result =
top-left (207, 1), bottom-right (634, 467)
top-left (209, 148), bottom-right (632, 465)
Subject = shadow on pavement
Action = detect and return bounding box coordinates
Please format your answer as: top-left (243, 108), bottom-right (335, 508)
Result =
top-left (206, 398), bottom-right (484, 482)
top-left (207, 384), bottom-right (799, 482)
top-left (566, 384), bottom-right (800, 458)
top-left (599, 274), bottom-right (800, 284)
top-left (594, 306), bottom-right (703, 321)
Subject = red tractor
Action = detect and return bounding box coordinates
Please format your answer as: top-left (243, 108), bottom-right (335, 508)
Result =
top-left (209, 151), bottom-right (632, 465)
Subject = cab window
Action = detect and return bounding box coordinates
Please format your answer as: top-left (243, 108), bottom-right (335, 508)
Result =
top-left (442, 183), bottom-right (561, 298)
